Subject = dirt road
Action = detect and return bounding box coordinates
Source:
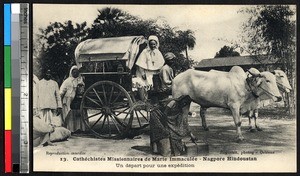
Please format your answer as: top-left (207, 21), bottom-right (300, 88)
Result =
top-left (33, 106), bottom-right (296, 172)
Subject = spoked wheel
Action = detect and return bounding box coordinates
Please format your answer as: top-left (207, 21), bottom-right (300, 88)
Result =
top-left (119, 102), bottom-right (150, 139)
top-left (80, 81), bottom-right (133, 139)
top-left (125, 102), bottom-right (150, 130)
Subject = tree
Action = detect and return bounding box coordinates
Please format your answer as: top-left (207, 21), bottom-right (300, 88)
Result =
top-left (172, 54), bottom-right (195, 75)
top-left (214, 45), bottom-right (240, 58)
top-left (35, 7), bottom-right (197, 83)
top-left (240, 5), bottom-right (296, 116)
top-left (88, 7), bottom-right (140, 38)
top-left (37, 21), bottom-right (89, 84)
top-left (176, 30), bottom-right (196, 59)
top-left (87, 7), bottom-right (196, 72)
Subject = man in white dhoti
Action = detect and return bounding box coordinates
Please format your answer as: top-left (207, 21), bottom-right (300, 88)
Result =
top-left (37, 70), bottom-right (62, 125)
top-left (33, 74), bottom-right (55, 147)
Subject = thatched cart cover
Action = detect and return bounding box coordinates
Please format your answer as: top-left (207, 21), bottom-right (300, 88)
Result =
top-left (75, 36), bottom-right (147, 69)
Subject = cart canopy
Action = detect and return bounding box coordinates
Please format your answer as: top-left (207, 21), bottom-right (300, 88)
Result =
top-left (75, 36), bottom-right (147, 69)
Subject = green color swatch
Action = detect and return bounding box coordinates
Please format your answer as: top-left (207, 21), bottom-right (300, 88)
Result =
top-left (4, 46), bottom-right (11, 88)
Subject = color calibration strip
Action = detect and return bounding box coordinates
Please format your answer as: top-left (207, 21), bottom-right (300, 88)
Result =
top-left (19, 3), bottom-right (30, 173)
top-left (11, 3), bottom-right (21, 173)
top-left (4, 3), bottom-right (12, 173)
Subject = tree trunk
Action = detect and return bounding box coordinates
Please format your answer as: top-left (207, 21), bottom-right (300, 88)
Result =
top-left (288, 72), bottom-right (296, 117)
top-left (285, 59), bottom-right (296, 117)
top-left (281, 51), bottom-right (296, 118)
top-left (185, 45), bottom-right (189, 59)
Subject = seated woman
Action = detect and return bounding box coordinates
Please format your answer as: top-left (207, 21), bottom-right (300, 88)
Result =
top-left (135, 35), bottom-right (165, 100)
top-left (33, 115), bottom-right (55, 147)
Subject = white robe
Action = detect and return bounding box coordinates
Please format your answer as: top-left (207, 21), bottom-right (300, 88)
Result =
top-left (135, 48), bottom-right (164, 88)
top-left (60, 66), bottom-right (85, 132)
top-left (37, 79), bottom-right (62, 125)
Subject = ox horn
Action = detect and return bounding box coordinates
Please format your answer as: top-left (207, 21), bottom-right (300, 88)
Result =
top-left (248, 68), bottom-right (261, 77)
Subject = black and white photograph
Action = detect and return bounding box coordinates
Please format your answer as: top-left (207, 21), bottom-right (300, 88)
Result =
top-left (32, 4), bottom-right (297, 172)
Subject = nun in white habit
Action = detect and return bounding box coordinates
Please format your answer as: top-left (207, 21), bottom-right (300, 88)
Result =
top-left (135, 35), bottom-right (165, 90)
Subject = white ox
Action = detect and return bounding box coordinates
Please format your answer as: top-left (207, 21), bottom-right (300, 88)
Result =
top-left (200, 68), bottom-right (292, 132)
top-left (172, 66), bottom-right (282, 141)
top-left (246, 69), bottom-right (292, 131)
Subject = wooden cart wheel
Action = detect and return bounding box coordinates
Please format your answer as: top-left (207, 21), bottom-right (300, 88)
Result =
top-left (125, 102), bottom-right (150, 130)
top-left (80, 81), bottom-right (133, 139)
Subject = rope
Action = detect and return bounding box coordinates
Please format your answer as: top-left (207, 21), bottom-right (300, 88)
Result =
top-left (276, 82), bottom-right (291, 92)
top-left (246, 77), bottom-right (259, 98)
top-left (257, 85), bottom-right (279, 98)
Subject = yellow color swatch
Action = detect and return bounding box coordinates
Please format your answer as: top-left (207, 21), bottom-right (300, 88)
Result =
top-left (5, 88), bottom-right (12, 130)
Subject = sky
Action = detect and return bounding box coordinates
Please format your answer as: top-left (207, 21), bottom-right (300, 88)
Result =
top-left (33, 4), bottom-right (253, 61)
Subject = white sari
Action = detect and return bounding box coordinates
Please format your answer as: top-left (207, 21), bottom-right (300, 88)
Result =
top-left (60, 66), bottom-right (85, 132)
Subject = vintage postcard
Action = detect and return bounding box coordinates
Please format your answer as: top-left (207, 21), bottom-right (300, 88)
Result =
top-left (32, 4), bottom-right (297, 172)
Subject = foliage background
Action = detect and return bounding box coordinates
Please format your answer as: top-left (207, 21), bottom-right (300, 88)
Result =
top-left (33, 7), bottom-right (196, 84)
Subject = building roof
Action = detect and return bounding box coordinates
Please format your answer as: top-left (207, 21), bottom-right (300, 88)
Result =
top-left (195, 55), bottom-right (278, 68)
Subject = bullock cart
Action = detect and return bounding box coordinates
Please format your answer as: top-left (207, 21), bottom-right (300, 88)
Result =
top-left (75, 36), bottom-right (159, 139)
